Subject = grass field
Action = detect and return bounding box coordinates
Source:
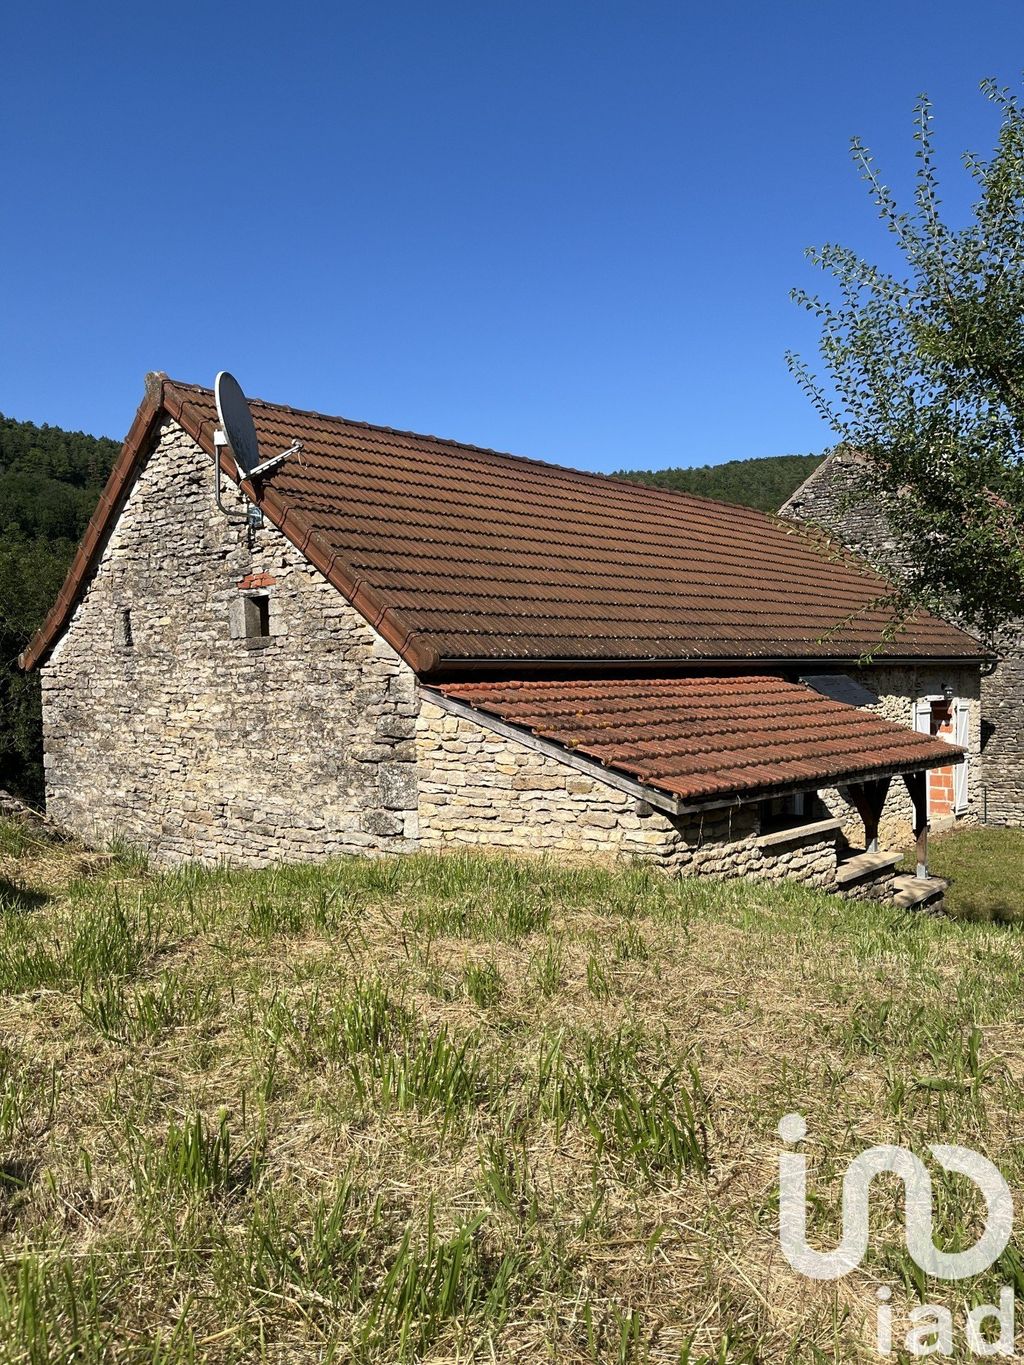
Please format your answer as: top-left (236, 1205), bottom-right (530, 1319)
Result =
top-left (911, 825), bottom-right (1024, 923)
top-left (0, 821), bottom-right (1022, 1362)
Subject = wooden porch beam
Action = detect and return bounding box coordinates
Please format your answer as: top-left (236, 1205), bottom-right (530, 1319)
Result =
top-left (846, 776), bottom-right (891, 854)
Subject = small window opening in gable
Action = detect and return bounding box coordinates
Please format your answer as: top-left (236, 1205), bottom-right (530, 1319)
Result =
top-left (242, 593), bottom-right (271, 643)
top-left (229, 591), bottom-right (273, 646)
top-left (252, 595), bottom-right (270, 638)
top-left (114, 607), bottom-right (133, 648)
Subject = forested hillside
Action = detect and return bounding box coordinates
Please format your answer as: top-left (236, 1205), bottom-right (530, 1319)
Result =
top-left (617, 452), bottom-right (824, 512)
top-left (0, 413), bottom-right (119, 799)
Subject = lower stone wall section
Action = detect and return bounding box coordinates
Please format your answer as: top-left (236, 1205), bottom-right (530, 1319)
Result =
top-left (416, 700), bottom-right (671, 864)
top-left (415, 701), bottom-right (838, 887)
top-left (836, 870), bottom-right (897, 902)
top-left (748, 823), bottom-right (842, 889)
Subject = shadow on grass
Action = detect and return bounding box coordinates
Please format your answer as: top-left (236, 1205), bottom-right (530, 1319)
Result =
top-left (0, 1159), bottom-right (38, 1193)
top-left (904, 827), bottom-right (1024, 925)
top-left (945, 892), bottom-right (1024, 926)
top-left (0, 1159), bottom-right (40, 1236)
top-left (0, 878), bottom-right (49, 915)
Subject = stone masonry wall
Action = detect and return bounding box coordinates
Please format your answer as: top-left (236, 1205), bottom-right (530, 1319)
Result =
top-left (415, 701), bottom-right (839, 886)
top-left (980, 652), bottom-right (1024, 826)
top-left (819, 663), bottom-right (982, 846)
top-left (41, 419), bottom-right (420, 865)
top-left (782, 451), bottom-right (1022, 828)
top-left (781, 450), bottom-right (917, 577)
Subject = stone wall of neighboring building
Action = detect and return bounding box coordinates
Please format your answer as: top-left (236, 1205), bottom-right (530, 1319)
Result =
top-left (781, 450), bottom-right (914, 576)
top-left (782, 451), bottom-right (1022, 829)
top-left (820, 662), bottom-right (982, 846)
top-left (415, 700), bottom-right (840, 887)
top-left (981, 652), bottom-right (1024, 825)
top-left (40, 418), bottom-right (421, 866)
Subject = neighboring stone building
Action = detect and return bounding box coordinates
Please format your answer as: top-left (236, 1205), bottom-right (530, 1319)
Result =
top-left (781, 450), bottom-right (1023, 828)
top-left (20, 375), bottom-right (986, 905)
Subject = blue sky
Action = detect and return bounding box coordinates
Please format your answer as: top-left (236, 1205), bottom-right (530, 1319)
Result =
top-left (2, 2), bottom-right (1022, 473)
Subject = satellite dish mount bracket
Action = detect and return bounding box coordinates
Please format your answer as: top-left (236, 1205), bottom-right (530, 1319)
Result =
top-left (212, 370), bottom-right (304, 532)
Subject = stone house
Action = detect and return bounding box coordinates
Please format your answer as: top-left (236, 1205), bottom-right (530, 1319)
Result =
top-left (781, 449), bottom-right (1023, 829)
top-left (20, 376), bottom-right (985, 905)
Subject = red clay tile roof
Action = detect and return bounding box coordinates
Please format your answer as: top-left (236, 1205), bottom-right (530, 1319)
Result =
top-left (432, 676), bottom-right (962, 804)
top-left (21, 375), bottom-right (982, 673)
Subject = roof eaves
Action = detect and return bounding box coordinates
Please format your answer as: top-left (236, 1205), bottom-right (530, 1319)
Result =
top-left (662, 751), bottom-right (964, 809)
top-left (421, 649), bottom-right (986, 680)
top-left (426, 684), bottom-right (964, 810)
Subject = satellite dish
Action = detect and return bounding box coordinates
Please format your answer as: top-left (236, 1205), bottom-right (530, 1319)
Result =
top-left (212, 370), bottom-right (302, 529)
top-left (215, 371), bottom-right (261, 476)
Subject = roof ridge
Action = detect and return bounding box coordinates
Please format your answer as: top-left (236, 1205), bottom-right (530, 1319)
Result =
top-left (162, 378), bottom-right (800, 526)
top-left (21, 375), bottom-right (983, 675)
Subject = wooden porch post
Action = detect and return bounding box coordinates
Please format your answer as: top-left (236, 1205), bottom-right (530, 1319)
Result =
top-left (902, 770), bottom-right (929, 878)
top-left (847, 777), bottom-right (891, 853)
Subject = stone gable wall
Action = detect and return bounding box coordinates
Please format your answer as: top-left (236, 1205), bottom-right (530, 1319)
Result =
top-left (40, 419), bottom-right (420, 865)
top-left (782, 452), bottom-right (1022, 828)
top-left (781, 451), bottom-right (915, 576)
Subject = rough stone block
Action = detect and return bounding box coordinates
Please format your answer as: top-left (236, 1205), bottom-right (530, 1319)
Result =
top-left (379, 763), bottom-right (417, 811)
top-left (362, 809), bottom-right (404, 837)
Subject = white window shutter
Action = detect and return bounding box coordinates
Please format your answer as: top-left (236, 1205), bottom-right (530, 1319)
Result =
top-left (953, 701), bottom-right (970, 814)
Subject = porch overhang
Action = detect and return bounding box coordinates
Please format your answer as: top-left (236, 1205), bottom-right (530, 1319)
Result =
top-left (425, 675), bottom-right (964, 817)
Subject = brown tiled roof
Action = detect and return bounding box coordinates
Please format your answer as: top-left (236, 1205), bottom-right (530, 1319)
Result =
top-left (21, 375), bottom-right (982, 673)
top-left (433, 676), bottom-right (962, 805)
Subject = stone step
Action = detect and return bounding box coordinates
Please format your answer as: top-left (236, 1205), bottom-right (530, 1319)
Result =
top-left (835, 849), bottom-right (903, 889)
top-left (892, 874), bottom-right (947, 911)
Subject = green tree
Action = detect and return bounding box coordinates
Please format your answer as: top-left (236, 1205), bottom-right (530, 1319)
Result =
top-left (787, 79), bottom-right (1024, 641)
top-left (0, 531), bottom-right (78, 799)
top-left (0, 412), bottom-right (117, 800)
top-left (616, 453), bottom-right (824, 513)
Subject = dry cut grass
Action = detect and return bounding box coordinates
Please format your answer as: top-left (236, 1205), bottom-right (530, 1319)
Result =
top-left (0, 820), bottom-right (1022, 1362)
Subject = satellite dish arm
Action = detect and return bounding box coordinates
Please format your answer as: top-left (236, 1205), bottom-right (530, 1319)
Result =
top-left (245, 440), bottom-right (303, 481)
top-left (213, 430), bottom-right (303, 521)
top-left (213, 431), bottom-right (244, 521)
